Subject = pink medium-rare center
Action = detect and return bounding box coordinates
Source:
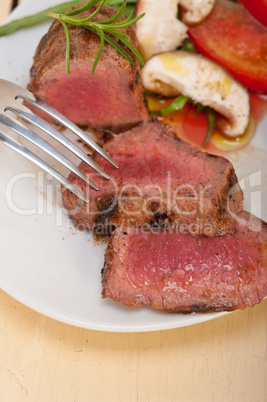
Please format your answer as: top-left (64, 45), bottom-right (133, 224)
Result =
top-left (102, 212), bottom-right (267, 312)
top-left (39, 63), bottom-right (144, 128)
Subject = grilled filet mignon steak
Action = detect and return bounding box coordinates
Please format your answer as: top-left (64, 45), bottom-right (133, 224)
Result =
top-left (28, 3), bottom-right (148, 133)
top-left (102, 211), bottom-right (267, 312)
top-left (62, 120), bottom-right (243, 236)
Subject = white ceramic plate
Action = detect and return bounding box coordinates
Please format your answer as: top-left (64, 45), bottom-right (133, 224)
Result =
top-left (0, 0), bottom-right (266, 332)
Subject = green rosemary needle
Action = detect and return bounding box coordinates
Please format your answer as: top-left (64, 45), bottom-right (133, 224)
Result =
top-left (46, 0), bottom-right (144, 75)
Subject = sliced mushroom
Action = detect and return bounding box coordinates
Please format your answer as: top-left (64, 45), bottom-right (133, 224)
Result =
top-left (135, 0), bottom-right (188, 61)
top-left (142, 51), bottom-right (250, 137)
top-left (180, 0), bottom-right (215, 25)
top-left (135, 0), bottom-right (216, 61)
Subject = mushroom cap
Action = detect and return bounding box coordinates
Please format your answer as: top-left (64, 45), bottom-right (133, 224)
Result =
top-left (141, 51), bottom-right (250, 137)
top-left (135, 0), bottom-right (216, 61)
top-left (180, 0), bottom-right (215, 25)
top-left (136, 0), bottom-right (188, 61)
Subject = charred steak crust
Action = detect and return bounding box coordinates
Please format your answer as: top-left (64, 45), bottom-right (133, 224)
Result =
top-left (62, 120), bottom-right (243, 237)
top-left (28, 2), bottom-right (148, 132)
top-left (102, 212), bottom-right (267, 312)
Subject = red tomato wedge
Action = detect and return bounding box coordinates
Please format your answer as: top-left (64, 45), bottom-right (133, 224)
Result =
top-left (239, 0), bottom-right (267, 27)
top-left (188, 0), bottom-right (267, 93)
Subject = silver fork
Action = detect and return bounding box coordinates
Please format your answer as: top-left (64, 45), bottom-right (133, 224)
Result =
top-left (0, 79), bottom-right (118, 202)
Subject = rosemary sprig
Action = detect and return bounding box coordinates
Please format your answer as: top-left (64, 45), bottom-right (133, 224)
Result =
top-left (0, 0), bottom-right (137, 37)
top-left (46, 0), bottom-right (144, 75)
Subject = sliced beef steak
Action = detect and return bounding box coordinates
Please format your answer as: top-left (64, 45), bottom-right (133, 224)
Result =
top-left (102, 212), bottom-right (267, 312)
top-left (28, 3), bottom-right (148, 133)
top-left (62, 121), bottom-right (243, 236)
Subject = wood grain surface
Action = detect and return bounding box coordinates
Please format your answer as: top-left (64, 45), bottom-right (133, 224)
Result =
top-left (0, 1), bottom-right (266, 401)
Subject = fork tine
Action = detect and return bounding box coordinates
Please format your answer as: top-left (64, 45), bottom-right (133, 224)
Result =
top-left (6, 102), bottom-right (110, 180)
top-left (0, 79), bottom-right (118, 200)
top-left (0, 129), bottom-right (90, 203)
top-left (20, 93), bottom-right (119, 169)
top-left (0, 114), bottom-right (100, 191)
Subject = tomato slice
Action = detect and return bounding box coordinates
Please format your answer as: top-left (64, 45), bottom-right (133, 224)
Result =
top-left (188, 0), bottom-right (267, 93)
top-left (239, 0), bottom-right (267, 27)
